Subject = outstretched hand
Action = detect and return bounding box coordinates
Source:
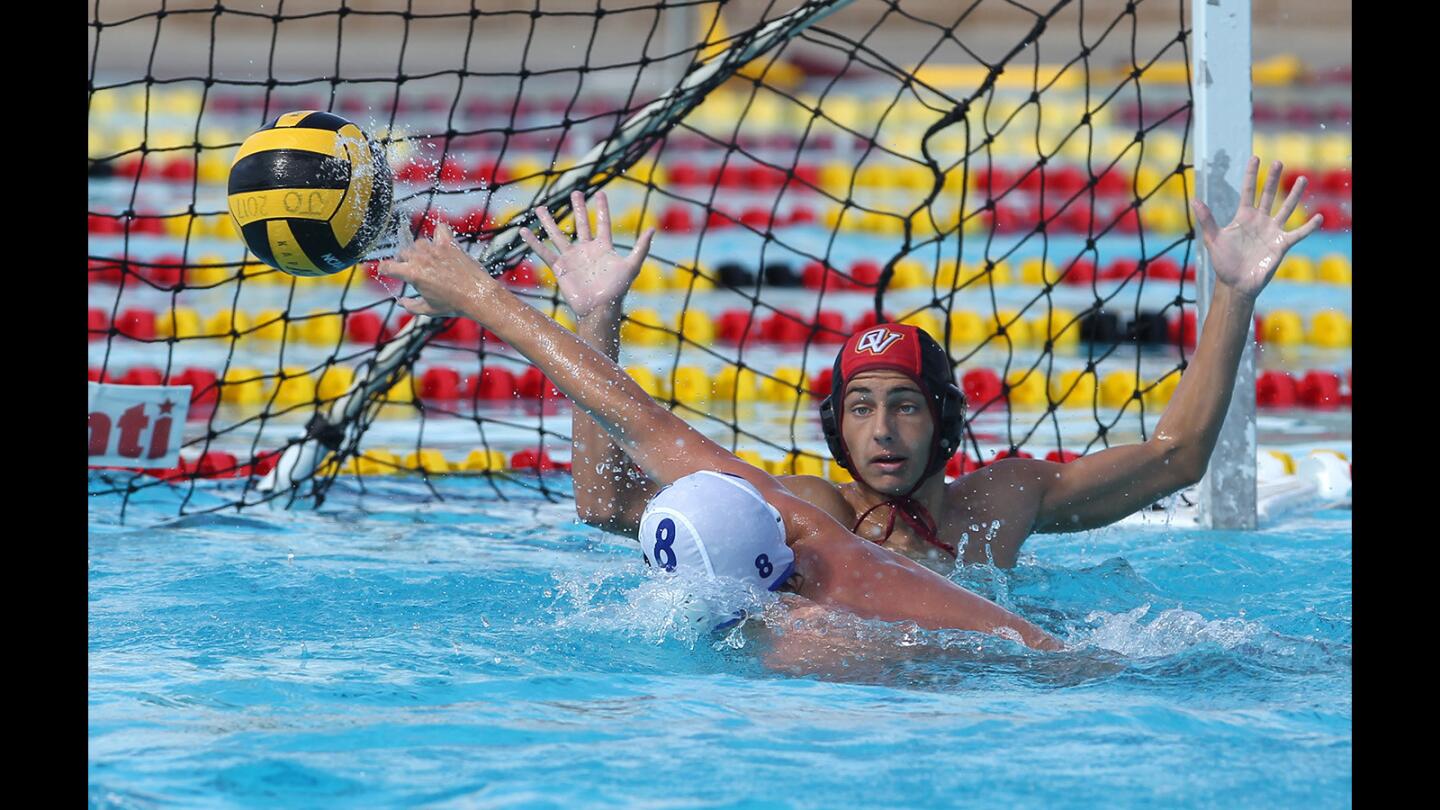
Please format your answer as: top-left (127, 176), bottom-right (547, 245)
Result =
top-left (378, 222), bottom-right (501, 320)
top-left (520, 190), bottom-right (656, 320)
top-left (1191, 156), bottom-right (1324, 302)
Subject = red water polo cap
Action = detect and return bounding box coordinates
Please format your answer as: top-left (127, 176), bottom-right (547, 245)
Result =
top-left (819, 323), bottom-right (965, 481)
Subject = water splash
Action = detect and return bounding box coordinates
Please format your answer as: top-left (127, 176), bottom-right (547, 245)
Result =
top-left (550, 566), bottom-right (778, 650)
top-left (1078, 604), bottom-right (1266, 657)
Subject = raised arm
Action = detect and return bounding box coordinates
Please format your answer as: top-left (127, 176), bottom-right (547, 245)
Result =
top-left (1028, 156), bottom-right (1323, 534)
top-left (380, 223), bottom-right (763, 494)
top-left (519, 191), bottom-right (660, 535)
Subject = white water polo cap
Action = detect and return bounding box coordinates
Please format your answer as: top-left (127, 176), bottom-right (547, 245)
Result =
top-left (637, 471), bottom-right (796, 619)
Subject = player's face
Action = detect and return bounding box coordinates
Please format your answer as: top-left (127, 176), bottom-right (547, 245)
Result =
top-left (841, 371), bottom-right (935, 494)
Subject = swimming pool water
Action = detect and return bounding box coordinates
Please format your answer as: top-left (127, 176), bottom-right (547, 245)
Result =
top-left (89, 475), bottom-right (1351, 808)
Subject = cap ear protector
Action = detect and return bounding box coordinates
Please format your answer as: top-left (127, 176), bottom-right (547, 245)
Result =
top-left (819, 324), bottom-right (967, 481)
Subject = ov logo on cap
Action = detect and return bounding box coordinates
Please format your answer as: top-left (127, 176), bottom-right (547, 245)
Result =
top-left (854, 327), bottom-right (904, 355)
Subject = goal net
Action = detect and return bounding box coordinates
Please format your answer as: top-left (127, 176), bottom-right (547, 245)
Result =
top-left (89, 0), bottom-right (1203, 516)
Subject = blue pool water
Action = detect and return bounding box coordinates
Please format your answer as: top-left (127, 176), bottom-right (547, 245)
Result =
top-left (89, 475), bottom-right (1351, 808)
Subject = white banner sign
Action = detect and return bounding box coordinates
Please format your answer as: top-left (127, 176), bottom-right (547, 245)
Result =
top-left (88, 382), bottom-right (192, 468)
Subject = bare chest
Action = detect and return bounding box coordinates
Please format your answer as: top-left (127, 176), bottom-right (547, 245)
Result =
top-left (839, 488), bottom-right (1031, 569)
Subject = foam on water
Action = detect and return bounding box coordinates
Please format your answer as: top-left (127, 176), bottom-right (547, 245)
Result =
top-left (1079, 604), bottom-right (1266, 657)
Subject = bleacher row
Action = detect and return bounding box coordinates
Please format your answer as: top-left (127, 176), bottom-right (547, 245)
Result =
top-left (89, 66), bottom-right (1352, 160)
top-left (89, 357), bottom-right (1350, 417)
top-left (88, 282), bottom-right (1354, 353)
top-left (122, 431), bottom-right (1350, 485)
top-left (87, 247), bottom-right (1353, 294)
top-left (89, 153), bottom-right (1352, 236)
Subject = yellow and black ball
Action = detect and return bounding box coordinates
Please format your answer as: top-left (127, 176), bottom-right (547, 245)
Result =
top-left (227, 111), bottom-right (394, 277)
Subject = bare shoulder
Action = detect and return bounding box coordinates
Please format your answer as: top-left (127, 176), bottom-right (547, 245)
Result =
top-left (779, 474), bottom-right (843, 501)
top-left (950, 458), bottom-right (1061, 496)
top-left (779, 474), bottom-right (854, 523)
top-left (946, 458), bottom-right (1061, 534)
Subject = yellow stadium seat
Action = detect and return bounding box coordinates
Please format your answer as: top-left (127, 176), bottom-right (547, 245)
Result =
top-left (197, 150), bottom-right (232, 185)
top-left (761, 367), bottom-right (809, 406)
top-left (250, 309), bottom-right (289, 342)
top-left (890, 259), bottom-right (927, 289)
top-left (819, 163), bottom-right (852, 195)
top-left (621, 307), bottom-right (667, 346)
top-left (780, 452), bottom-right (826, 477)
top-left (552, 309), bottom-right (577, 333)
top-left (1261, 310), bottom-right (1304, 345)
top-left (907, 211), bottom-right (939, 241)
top-left (164, 213), bottom-right (196, 239)
top-left (1307, 310), bottom-right (1352, 348)
top-left (385, 373), bottom-right (415, 403)
top-left (1140, 201), bottom-right (1188, 234)
top-left (823, 96), bottom-right (863, 130)
top-left (271, 366), bottom-right (317, 407)
top-left (461, 449), bottom-right (508, 472)
top-left (993, 309), bottom-right (1034, 348)
top-left (861, 211), bottom-right (905, 235)
top-left (1283, 204), bottom-right (1310, 230)
top-left (404, 449), bottom-right (451, 474)
top-left (1274, 133), bottom-right (1314, 168)
top-left (712, 366), bottom-right (759, 401)
top-left (1275, 256), bottom-right (1316, 283)
top-left (934, 259), bottom-right (961, 289)
top-left (626, 366), bottom-right (667, 398)
top-left (208, 212), bottom-right (241, 241)
top-left (671, 366), bottom-right (711, 405)
top-left (1142, 374), bottom-right (1181, 409)
top-left (1099, 370), bottom-right (1139, 409)
top-left (1050, 369), bottom-right (1097, 409)
top-left (631, 261), bottom-right (666, 293)
top-left (156, 307), bottom-right (203, 340)
top-left (221, 367), bottom-right (265, 405)
top-left (855, 163), bottom-right (889, 189)
top-left (356, 449), bottom-right (401, 476)
top-left (300, 310), bottom-right (344, 346)
top-left (317, 366), bottom-right (356, 401)
top-left (1005, 370), bottom-right (1047, 410)
top-left (674, 310), bottom-right (716, 346)
top-left (1315, 134), bottom-right (1351, 170)
top-left (983, 260), bottom-right (1013, 286)
top-left (188, 256), bottom-right (234, 287)
top-left (205, 309), bottom-right (251, 340)
top-left (670, 264), bottom-right (715, 292)
top-left (895, 164), bottom-right (932, 190)
top-left (1032, 308), bottom-right (1079, 349)
top-left (734, 449), bottom-right (766, 469)
top-left (1317, 254), bottom-right (1351, 285)
top-left (948, 310), bottom-right (988, 351)
top-left (1020, 258), bottom-right (1060, 286)
top-left (899, 310), bottom-right (943, 341)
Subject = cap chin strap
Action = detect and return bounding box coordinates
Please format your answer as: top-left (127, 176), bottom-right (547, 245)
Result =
top-left (850, 493), bottom-right (954, 557)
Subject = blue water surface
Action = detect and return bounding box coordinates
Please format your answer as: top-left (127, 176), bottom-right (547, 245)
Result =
top-left (89, 475), bottom-right (1351, 808)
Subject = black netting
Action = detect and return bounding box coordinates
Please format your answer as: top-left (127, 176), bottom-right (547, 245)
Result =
top-left (89, 0), bottom-right (1205, 517)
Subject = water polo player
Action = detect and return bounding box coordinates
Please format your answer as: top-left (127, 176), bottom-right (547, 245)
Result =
top-left (549, 157), bottom-right (1323, 570)
top-left (378, 222), bottom-right (1064, 651)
